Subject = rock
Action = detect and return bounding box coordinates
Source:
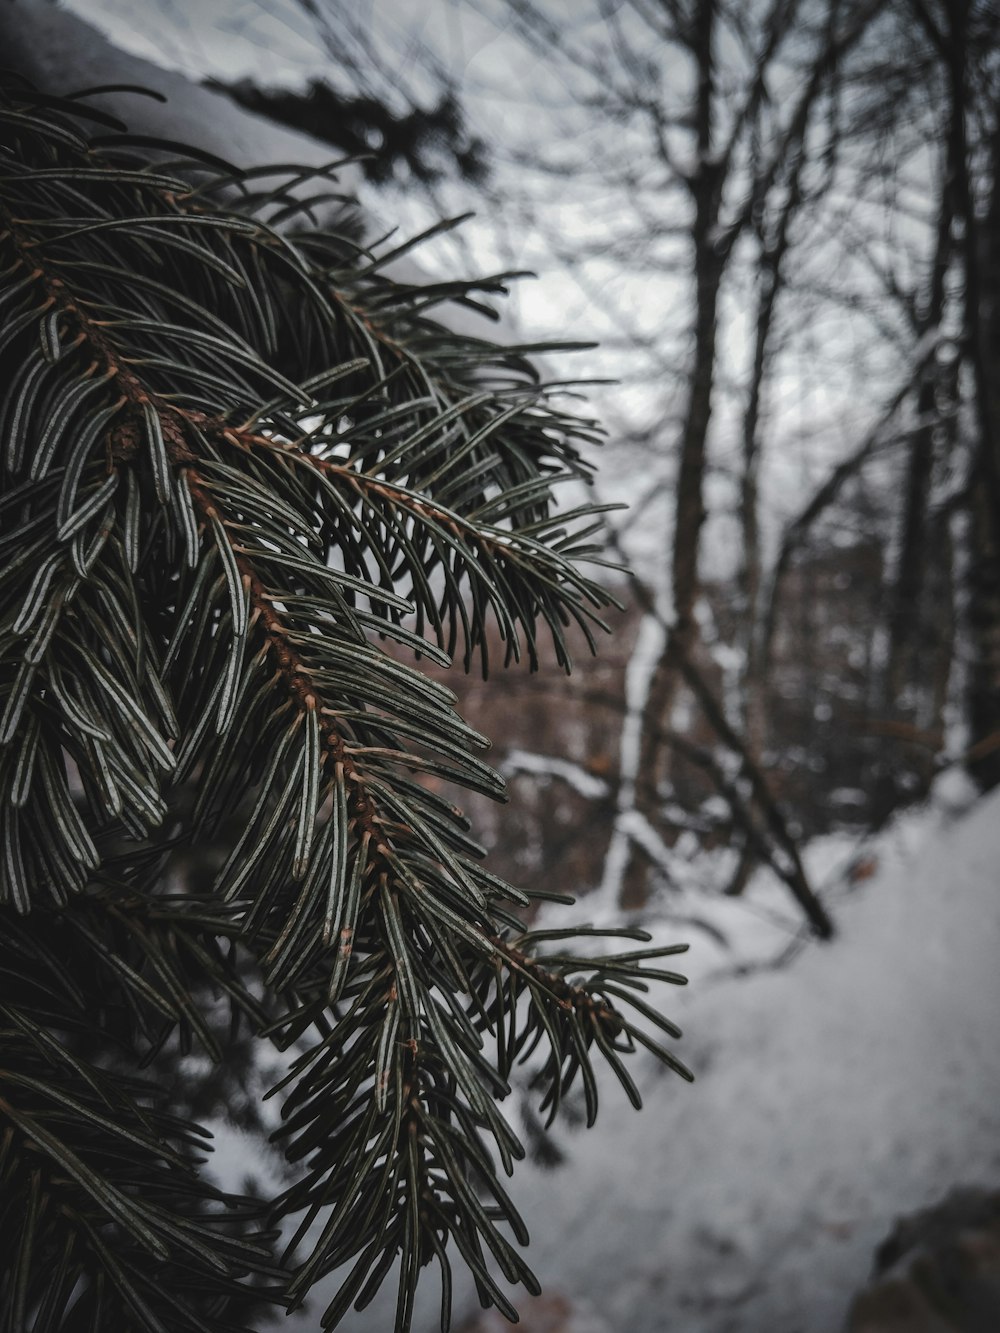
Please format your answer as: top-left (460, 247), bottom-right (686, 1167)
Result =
top-left (846, 1187), bottom-right (1000, 1333)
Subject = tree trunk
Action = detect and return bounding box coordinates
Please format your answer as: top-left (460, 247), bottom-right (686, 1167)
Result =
top-left (618, 0), bottom-right (722, 909)
top-left (885, 158), bottom-right (953, 713)
top-left (950, 15), bottom-right (1000, 786)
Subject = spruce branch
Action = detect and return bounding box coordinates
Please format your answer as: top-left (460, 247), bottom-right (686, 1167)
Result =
top-left (1, 81), bottom-right (691, 1331)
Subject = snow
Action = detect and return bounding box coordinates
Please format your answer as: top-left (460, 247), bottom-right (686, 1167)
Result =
top-left (501, 749), bottom-right (610, 801)
top-left (5, 0), bottom-right (506, 340)
top-left (282, 779), bottom-right (1000, 1331)
top-left (6, 0), bottom-right (357, 188)
top-left (598, 610), bottom-right (668, 907)
top-left (615, 808), bottom-right (677, 880)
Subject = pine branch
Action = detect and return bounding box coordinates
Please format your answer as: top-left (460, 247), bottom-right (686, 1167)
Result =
top-left (0, 886), bottom-right (278, 1332)
top-left (0, 81), bottom-right (691, 1332)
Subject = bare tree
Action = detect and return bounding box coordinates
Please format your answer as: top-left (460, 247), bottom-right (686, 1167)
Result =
top-left (279, 0), bottom-right (1000, 929)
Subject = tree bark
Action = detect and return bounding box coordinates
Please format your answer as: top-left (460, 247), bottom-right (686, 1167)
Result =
top-left (940, 4), bottom-right (1000, 787)
top-left (618, 0), bottom-right (721, 908)
top-left (970, 112), bottom-right (1000, 778)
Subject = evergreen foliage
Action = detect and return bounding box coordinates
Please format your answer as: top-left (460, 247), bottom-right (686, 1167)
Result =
top-left (0, 79), bottom-right (691, 1331)
top-left (217, 80), bottom-right (490, 186)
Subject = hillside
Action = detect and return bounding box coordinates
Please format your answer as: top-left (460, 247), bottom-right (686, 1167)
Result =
top-left (205, 777), bottom-right (1000, 1330)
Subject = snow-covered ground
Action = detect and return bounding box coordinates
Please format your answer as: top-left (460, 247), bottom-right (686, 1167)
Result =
top-left (236, 773), bottom-right (998, 1332)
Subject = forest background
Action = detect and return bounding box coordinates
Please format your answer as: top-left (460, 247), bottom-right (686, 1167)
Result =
top-left (70, 0), bottom-right (1000, 936)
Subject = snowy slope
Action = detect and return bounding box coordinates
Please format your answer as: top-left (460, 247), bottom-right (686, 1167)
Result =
top-left (270, 780), bottom-right (1000, 1332)
top-left (3, 0), bottom-right (355, 184)
top-left (3, 0), bottom-right (502, 340)
top-left (496, 784), bottom-right (1000, 1333)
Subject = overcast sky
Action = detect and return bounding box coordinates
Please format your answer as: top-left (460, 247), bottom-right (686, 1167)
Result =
top-left (61, 0), bottom-right (929, 587)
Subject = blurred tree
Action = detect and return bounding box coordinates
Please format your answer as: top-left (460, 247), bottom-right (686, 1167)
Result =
top-left (384, 0), bottom-right (1000, 921)
top-left (216, 78), bottom-right (489, 186)
top-left (0, 79), bottom-right (693, 1332)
